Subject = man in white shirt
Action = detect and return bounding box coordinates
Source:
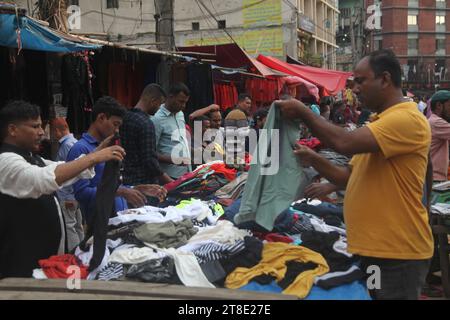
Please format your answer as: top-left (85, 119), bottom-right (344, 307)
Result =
top-left (0, 100), bottom-right (125, 278)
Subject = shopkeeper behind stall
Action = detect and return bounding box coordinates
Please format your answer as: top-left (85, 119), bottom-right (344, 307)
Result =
top-left (0, 100), bottom-right (126, 278)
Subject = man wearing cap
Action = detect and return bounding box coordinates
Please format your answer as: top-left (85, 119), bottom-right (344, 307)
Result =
top-left (429, 90), bottom-right (450, 182)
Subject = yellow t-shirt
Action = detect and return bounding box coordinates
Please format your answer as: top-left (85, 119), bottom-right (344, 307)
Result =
top-left (344, 101), bottom-right (433, 260)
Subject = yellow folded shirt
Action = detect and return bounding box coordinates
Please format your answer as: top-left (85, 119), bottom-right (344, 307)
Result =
top-left (225, 242), bottom-right (329, 299)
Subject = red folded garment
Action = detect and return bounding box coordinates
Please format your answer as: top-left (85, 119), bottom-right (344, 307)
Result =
top-left (298, 138), bottom-right (322, 150)
top-left (164, 171), bottom-right (198, 192)
top-left (207, 163), bottom-right (237, 181)
top-left (39, 254), bottom-right (88, 279)
top-left (264, 233), bottom-right (294, 243)
top-left (253, 232), bottom-right (294, 244)
top-left (217, 198), bottom-right (235, 207)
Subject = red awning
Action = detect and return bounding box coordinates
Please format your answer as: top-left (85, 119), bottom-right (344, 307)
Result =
top-left (280, 76), bottom-right (320, 101)
top-left (176, 44), bottom-right (320, 100)
top-left (177, 43), bottom-right (252, 69)
top-left (177, 43), bottom-right (287, 78)
top-left (257, 55), bottom-right (352, 95)
top-left (248, 56), bottom-right (288, 78)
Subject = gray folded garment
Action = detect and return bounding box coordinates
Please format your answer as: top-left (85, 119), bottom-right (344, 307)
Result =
top-left (133, 219), bottom-right (198, 249)
top-left (200, 260), bottom-right (227, 283)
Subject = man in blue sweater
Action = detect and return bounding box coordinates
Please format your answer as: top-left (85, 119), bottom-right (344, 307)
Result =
top-left (67, 96), bottom-right (166, 221)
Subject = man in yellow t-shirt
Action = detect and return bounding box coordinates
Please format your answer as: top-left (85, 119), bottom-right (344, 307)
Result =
top-left (276, 49), bottom-right (433, 300)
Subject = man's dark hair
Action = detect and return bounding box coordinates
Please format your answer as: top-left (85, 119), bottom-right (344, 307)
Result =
top-left (141, 83), bottom-right (166, 100)
top-left (333, 101), bottom-right (346, 109)
top-left (253, 108), bottom-right (269, 122)
top-left (330, 101), bottom-right (346, 122)
top-left (0, 100), bottom-right (41, 140)
top-left (92, 96), bottom-right (126, 121)
top-left (168, 83), bottom-right (190, 97)
top-left (368, 49), bottom-right (402, 88)
top-left (238, 93), bottom-right (251, 102)
top-left (319, 96), bottom-right (332, 114)
top-left (208, 109), bottom-right (222, 117)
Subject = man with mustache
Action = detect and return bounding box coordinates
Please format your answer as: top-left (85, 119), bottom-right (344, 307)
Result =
top-left (276, 49), bottom-right (433, 300)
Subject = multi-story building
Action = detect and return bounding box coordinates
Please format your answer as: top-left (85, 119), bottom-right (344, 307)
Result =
top-left (174, 0), bottom-right (338, 68)
top-left (296, 0), bottom-right (339, 68)
top-left (367, 0), bottom-right (450, 91)
top-left (13, 0), bottom-right (158, 44)
top-left (173, 1), bottom-right (298, 60)
top-left (336, 0), bottom-right (366, 71)
top-left (12, 0), bottom-right (339, 69)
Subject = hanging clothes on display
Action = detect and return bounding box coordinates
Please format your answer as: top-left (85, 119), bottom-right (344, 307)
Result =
top-left (234, 104), bottom-right (308, 231)
top-left (107, 62), bottom-right (145, 108)
top-left (171, 61), bottom-right (188, 84)
top-left (0, 48), bottom-right (49, 117)
top-left (245, 78), bottom-right (279, 112)
top-left (157, 56), bottom-right (174, 93)
top-left (185, 63), bottom-right (214, 114)
top-left (0, 47), bottom-right (26, 109)
top-left (214, 82), bottom-right (238, 111)
top-left (62, 52), bottom-right (94, 136)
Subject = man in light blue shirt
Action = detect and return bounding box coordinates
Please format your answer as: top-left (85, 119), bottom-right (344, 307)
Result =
top-left (51, 118), bottom-right (82, 251)
top-left (153, 83), bottom-right (192, 179)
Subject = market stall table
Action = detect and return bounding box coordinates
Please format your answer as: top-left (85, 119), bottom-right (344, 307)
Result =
top-left (0, 278), bottom-right (297, 300)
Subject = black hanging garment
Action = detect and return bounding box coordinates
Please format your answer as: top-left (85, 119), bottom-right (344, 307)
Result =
top-left (62, 53), bottom-right (94, 136)
top-left (185, 63), bottom-right (214, 119)
top-left (0, 144), bottom-right (63, 278)
top-left (81, 135), bottom-right (122, 271)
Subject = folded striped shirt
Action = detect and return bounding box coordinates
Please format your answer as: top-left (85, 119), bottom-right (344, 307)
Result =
top-left (193, 240), bottom-right (246, 264)
top-left (97, 262), bottom-right (124, 281)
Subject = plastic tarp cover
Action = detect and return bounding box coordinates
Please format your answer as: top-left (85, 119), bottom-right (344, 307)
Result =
top-left (0, 13), bottom-right (101, 52)
top-left (257, 54), bottom-right (352, 95)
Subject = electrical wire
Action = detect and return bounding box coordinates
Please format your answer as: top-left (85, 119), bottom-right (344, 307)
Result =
top-left (176, 0), bottom-right (271, 22)
top-left (197, 0), bottom-right (238, 44)
top-left (193, 0), bottom-right (227, 44)
top-left (100, 0), bottom-right (106, 33)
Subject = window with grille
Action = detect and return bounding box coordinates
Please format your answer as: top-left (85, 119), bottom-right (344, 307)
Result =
top-left (408, 15), bottom-right (417, 25)
top-left (408, 39), bottom-right (418, 50)
top-left (218, 20), bottom-right (226, 29)
top-left (107, 0), bottom-right (119, 9)
top-left (436, 39), bottom-right (446, 50)
top-left (436, 15), bottom-right (445, 25)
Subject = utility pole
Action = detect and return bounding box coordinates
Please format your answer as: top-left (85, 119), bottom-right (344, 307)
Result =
top-left (350, 9), bottom-right (356, 67)
top-left (351, 5), bottom-right (364, 68)
top-left (155, 0), bottom-right (174, 51)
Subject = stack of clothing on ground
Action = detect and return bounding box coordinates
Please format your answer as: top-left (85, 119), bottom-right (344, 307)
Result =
top-left (33, 199), bottom-right (260, 288)
top-left (223, 198), bottom-right (370, 299)
top-left (33, 193), bottom-right (370, 299)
